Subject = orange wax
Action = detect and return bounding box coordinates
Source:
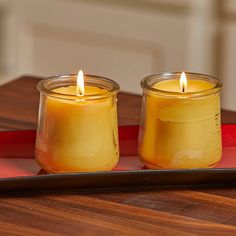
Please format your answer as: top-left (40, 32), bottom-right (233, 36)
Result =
top-left (35, 85), bottom-right (119, 173)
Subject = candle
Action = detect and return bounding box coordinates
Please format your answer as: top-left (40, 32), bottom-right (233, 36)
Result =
top-left (35, 72), bottom-right (120, 173)
top-left (138, 72), bottom-right (222, 169)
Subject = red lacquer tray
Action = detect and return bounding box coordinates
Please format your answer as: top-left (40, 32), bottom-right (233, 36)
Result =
top-left (0, 124), bottom-right (236, 195)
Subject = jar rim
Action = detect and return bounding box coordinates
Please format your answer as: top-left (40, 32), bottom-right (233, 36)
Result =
top-left (141, 72), bottom-right (222, 98)
top-left (38, 74), bottom-right (120, 100)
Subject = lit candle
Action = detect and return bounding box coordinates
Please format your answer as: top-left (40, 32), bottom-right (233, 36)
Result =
top-left (35, 72), bottom-right (120, 173)
top-left (138, 72), bottom-right (222, 169)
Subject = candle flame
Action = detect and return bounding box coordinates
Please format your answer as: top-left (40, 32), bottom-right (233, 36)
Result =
top-left (77, 70), bottom-right (84, 96)
top-left (180, 72), bottom-right (187, 93)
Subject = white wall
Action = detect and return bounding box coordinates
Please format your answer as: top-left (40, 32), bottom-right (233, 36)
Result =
top-left (0, 0), bottom-right (235, 111)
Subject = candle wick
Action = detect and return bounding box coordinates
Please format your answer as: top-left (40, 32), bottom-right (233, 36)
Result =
top-left (182, 86), bottom-right (185, 93)
top-left (76, 87), bottom-right (83, 96)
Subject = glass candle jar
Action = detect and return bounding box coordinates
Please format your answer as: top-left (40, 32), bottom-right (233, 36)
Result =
top-left (36, 74), bottom-right (120, 173)
top-left (138, 72), bottom-right (222, 169)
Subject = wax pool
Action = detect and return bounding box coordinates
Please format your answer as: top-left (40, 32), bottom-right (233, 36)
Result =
top-left (138, 77), bottom-right (222, 169)
top-left (35, 85), bottom-right (119, 173)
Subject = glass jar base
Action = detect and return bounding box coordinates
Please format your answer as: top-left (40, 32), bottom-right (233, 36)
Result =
top-left (141, 158), bottom-right (220, 169)
top-left (35, 156), bottom-right (118, 173)
top-left (37, 165), bottom-right (118, 174)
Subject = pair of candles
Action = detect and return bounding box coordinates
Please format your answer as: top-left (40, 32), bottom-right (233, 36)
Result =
top-left (35, 71), bottom-right (222, 173)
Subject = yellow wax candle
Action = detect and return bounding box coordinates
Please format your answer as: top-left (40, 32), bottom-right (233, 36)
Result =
top-left (35, 73), bottom-right (119, 173)
top-left (138, 72), bottom-right (222, 169)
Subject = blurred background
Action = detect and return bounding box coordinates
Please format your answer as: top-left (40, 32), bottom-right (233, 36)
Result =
top-left (0, 0), bottom-right (235, 111)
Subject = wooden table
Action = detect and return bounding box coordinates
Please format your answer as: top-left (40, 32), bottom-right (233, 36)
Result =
top-left (0, 76), bottom-right (236, 235)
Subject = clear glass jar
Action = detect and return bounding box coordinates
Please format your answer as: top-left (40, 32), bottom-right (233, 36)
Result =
top-left (36, 74), bottom-right (120, 173)
top-left (138, 72), bottom-right (222, 169)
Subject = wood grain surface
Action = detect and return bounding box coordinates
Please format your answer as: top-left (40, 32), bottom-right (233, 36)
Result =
top-left (0, 76), bottom-right (236, 236)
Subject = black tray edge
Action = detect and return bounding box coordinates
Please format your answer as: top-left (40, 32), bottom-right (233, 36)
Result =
top-left (0, 168), bottom-right (236, 196)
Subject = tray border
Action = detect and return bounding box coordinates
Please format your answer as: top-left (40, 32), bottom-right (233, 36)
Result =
top-left (0, 168), bottom-right (236, 195)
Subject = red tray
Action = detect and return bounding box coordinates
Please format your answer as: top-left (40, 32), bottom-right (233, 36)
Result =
top-left (0, 125), bottom-right (236, 195)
